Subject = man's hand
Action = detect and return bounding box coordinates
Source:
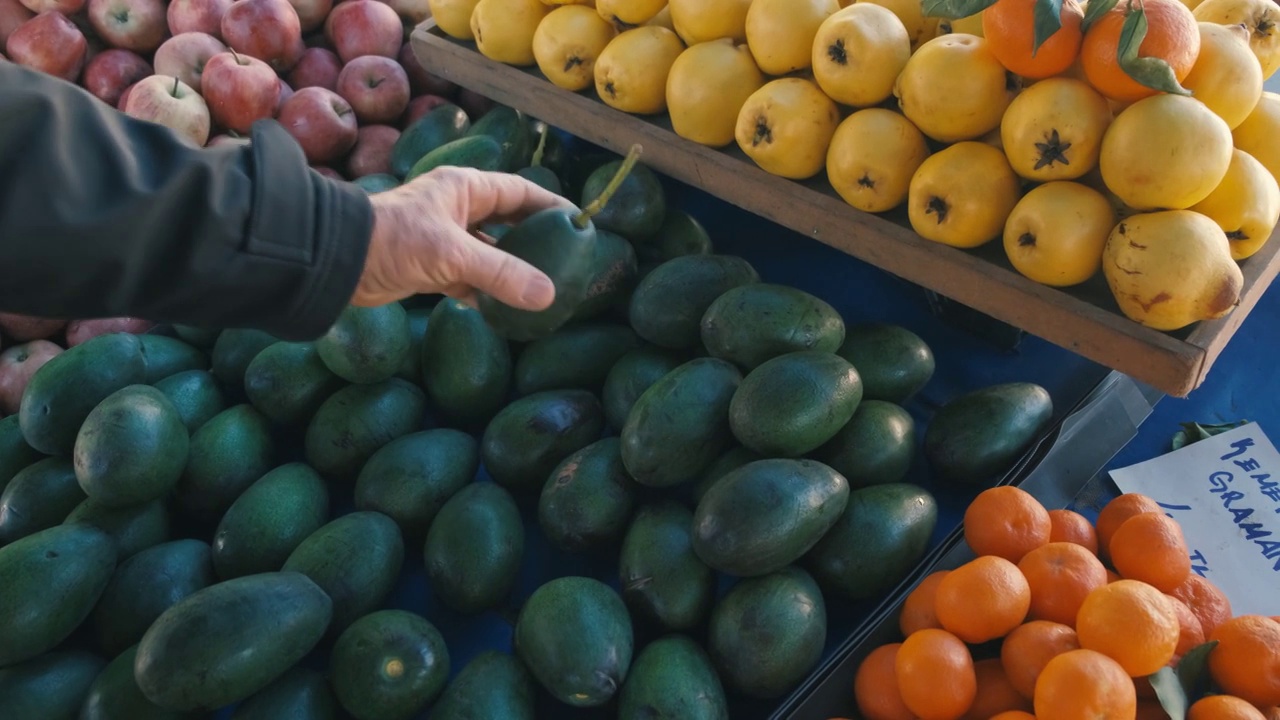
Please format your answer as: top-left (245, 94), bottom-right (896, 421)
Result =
top-left (354, 166), bottom-right (578, 309)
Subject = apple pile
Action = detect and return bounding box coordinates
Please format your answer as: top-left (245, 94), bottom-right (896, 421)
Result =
top-left (0, 315), bottom-right (156, 419)
top-left (0, 0), bottom-right (498, 179)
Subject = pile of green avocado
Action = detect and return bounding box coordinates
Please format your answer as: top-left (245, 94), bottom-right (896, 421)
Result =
top-left (0, 106), bottom-right (1056, 720)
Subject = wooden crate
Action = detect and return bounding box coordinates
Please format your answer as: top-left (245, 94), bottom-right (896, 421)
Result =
top-left (410, 22), bottom-right (1280, 398)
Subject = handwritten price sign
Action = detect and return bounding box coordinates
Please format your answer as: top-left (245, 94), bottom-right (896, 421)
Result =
top-left (1110, 422), bottom-right (1280, 616)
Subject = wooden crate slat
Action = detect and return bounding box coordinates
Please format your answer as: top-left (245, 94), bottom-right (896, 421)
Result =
top-left (410, 23), bottom-right (1278, 397)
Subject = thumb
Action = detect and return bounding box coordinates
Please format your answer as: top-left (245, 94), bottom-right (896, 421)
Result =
top-left (452, 228), bottom-right (557, 311)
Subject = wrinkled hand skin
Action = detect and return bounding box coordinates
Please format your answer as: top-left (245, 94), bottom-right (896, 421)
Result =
top-left (355, 166), bottom-right (577, 309)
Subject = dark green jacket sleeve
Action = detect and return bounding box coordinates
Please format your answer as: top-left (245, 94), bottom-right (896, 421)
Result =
top-left (0, 62), bottom-right (374, 341)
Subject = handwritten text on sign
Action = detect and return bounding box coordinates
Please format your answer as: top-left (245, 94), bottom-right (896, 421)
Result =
top-left (1109, 422), bottom-right (1280, 617)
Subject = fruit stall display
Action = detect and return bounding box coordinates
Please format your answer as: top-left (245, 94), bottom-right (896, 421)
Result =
top-left (409, 0), bottom-right (1280, 399)
top-left (794, 485), bottom-right (1280, 720)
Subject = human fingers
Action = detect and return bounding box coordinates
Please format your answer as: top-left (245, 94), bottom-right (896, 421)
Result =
top-left (447, 226), bottom-right (556, 311)
top-left (452, 168), bottom-right (578, 224)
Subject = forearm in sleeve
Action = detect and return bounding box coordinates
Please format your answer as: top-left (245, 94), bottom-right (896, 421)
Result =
top-left (0, 62), bottom-right (374, 341)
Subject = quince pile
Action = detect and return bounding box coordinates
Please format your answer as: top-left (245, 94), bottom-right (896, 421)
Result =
top-left (428, 0), bottom-right (1280, 333)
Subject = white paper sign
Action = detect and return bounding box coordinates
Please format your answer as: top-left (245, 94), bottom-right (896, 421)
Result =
top-left (1108, 422), bottom-right (1280, 617)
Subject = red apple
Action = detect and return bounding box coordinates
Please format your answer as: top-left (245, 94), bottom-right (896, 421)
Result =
top-left (324, 0), bottom-right (400, 63)
top-left (167, 0), bottom-right (231, 38)
top-left (82, 48), bottom-right (151, 106)
top-left (287, 46), bottom-right (340, 90)
top-left (6, 12), bottom-right (86, 82)
top-left (64, 318), bottom-right (156, 347)
top-left (278, 86), bottom-right (358, 164)
top-left (347, 124), bottom-right (398, 177)
top-left (0, 340), bottom-right (63, 415)
top-left (311, 165), bottom-right (343, 179)
top-left (286, 0), bottom-right (329, 33)
top-left (0, 313), bottom-right (65, 341)
top-left (18, 0), bottom-right (81, 18)
top-left (336, 54), bottom-right (408, 124)
top-left (0, 0), bottom-right (34, 55)
top-left (221, 0), bottom-right (304, 71)
top-left (402, 93), bottom-right (449, 126)
top-left (153, 31), bottom-right (226, 93)
top-left (117, 81), bottom-right (138, 109)
top-left (125, 74), bottom-right (212, 146)
top-left (275, 77), bottom-right (294, 113)
top-left (201, 50), bottom-right (279, 133)
top-left (456, 87), bottom-right (495, 121)
top-left (381, 0), bottom-right (428, 24)
top-left (399, 41), bottom-right (455, 98)
top-left (87, 0), bottom-right (168, 53)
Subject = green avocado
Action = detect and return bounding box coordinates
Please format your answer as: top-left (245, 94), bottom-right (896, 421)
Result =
top-left (420, 299), bottom-right (512, 429)
top-left (429, 650), bottom-right (535, 720)
top-left (153, 370), bottom-right (226, 434)
top-left (538, 437), bottom-right (637, 554)
top-left (728, 351), bottom-right (863, 457)
top-left (423, 481), bottom-right (524, 614)
top-left (405, 135), bottom-right (505, 180)
top-left (601, 346), bottom-right (685, 432)
top-left (244, 342), bottom-right (345, 428)
top-left (514, 323), bottom-right (642, 395)
top-left (230, 667), bottom-right (341, 720)
top-left (0, 458), bottom-right (85, 545)
top-left (618, 502), bottom-right (715, 632)
top-left (211, 463), bottom-right (330, 580)
top-left (628, 255), bottom-right (759, 350)
top-left (354, 429), bottom-right (478, 539)
top-left (924, 382), bottom-right (1053, 485)
top-left (813, 400), bottom-right (916, 488)
top-left (617, 635), bottom-right (728, 720)
top-left (329, 610), bottom-right (450, 720)
top-left (64, 497), bottom-right (170, 561)
top-left (92, 539), bottom-right (217, 657)
top-left (175, 404), bottom-right (275, 522)
top-left (72, 385), bottom-right (189, 508)
top-left (700, 283), bottom-right (846, 369)
top-left (389, 103), bottom-right (470, 179)
top-left (0, 650), bottom-right (104, 720)
top-left (836, 323), bottom-right (936, 404)
top-left (304, 379), bottom-right (427, 480)
top-left (480, 389), bottom-right (604, 492)
top-left (579, 159), bottom-right (666, 240)
top-left (316, 304), bottom-right (412, 385)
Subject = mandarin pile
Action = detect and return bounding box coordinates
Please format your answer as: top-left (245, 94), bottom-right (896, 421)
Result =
top-left (842, 487), bottom-right (1280, 720)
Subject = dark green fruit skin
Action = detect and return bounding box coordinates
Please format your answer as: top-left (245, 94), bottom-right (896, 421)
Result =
top-left (580, 160), bottom-right (666, 240)
top-left (628, 255), bottom-right (760, 350)
top-left (601, 346), bottom-right (685, 432)
top-left (476, 209), bottom-right (597, 342)
top-left (804, 483), bottom-right (937, 601)
top-left (0, 650), bottom-right (104, 720)
top-left (621, 358), bottom-right (742, 488)
top-left (64, 498), bottom-right (169, 561)
top-left (538, 437), bottom-right (636, 554)
top-left (0, 415), bottom-right (42, 494)
top-left (172, 325), bottom-right (220, 348)
top-left (138, 335), bottom-right (208, 383)
top-left (515, 323), bottom-right (642, 395)
top-left (134, 572), bottom-right (333, 712)
top-left (813, 400), bottom-right (916, 488)
top-left (316, 304), bottom-right (411, 385)
top-left (389, 103), bottom-right (470, 179)
top-left (330, 610), bottom-right (450, 720)
top-left (210, 330), bottom-right (276, 397)
top-left (153, 370), bottom-right (226, 434)
top-left (709, 568), bottom-right (826, 700)
top-left (244, 342), bottom-right (345, 428)
top-left (690, 446), bottom-right (761, 507)
top-left (0, 458), bottom-right (85, 545)
top-left (480, 389), bottom-right (605, 492)
top-left (631, 208), bottom-right (713, 264)
top-left (729, 351), bottom-right (863, 457)
top-left (282, 511), bottom-right (405, 636)
top-left (516, 165), bottom-right (563, 195)
top-left (354, 429), bottom-right (477, 539)
top-left (837, 324), bottom-right (936, 404)
top-left (700, 284), bottom-right (846, 370)
top-left (429, 650), bottom-right (535, 720)
top-left (572, 230), bottom-right (639, 322)
top-left (176, 404), bottom-right (275, 522)
top-left (618, 502), bottom-right (715, 632)
top-left (924, 382), bottom-right (1054, 485)
top-left (354, 173), bottom-right (400, 194)
top-left (395, 307), bottom-right (430, 382)
top-left (73, 385), bottom-right (190, 508)
top-left (693, 459), bottom-right (849, 577)
top-left (617, 635), bottom-right (728, 720)
top-left (424, 481), bottom-right (524, 614)
top-left (304, 379), bottom-right (427, 480)
top-left (80, 645), bottom-right (191, 720)
top-left (514, 576), bottom-right (634, 708)
top-left (92, 539), bottom-right (217, 658)
top-left (0, 524), bottom-right (117, 667)
top-left (466, 105), bottom-right (532, 171)
top-left (230, 667), bottom-right (340, 720)
top-left (405, 135), bottom-right (504, 179)
top-left (19, 332), bottom-right (148, 456)
top-left (212, 463), bottom-right (329, 581)
top-left (420, 299), bottom-right (512, 429)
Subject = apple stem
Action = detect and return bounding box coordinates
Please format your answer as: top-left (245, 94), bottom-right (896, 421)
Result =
top-left (171, 76), bottom-right (180, 97)
top-left (531, 124), bottom-right (549, 168)
top-left (573, 143), bottom-right (642, 229)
